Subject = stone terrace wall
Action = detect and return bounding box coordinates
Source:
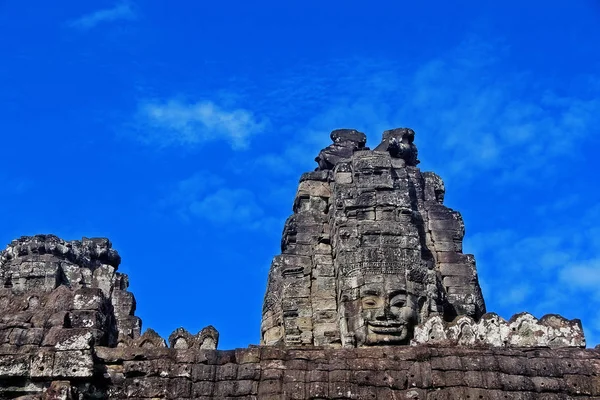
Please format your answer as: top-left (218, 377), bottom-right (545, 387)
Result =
top-left (2, 345), bottom-right (600, 399)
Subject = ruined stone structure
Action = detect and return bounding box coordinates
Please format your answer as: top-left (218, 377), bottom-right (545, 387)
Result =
top-left (0, 128), bottom-right (598, 399)
top-left (261, 128), bottom-right (486, 348)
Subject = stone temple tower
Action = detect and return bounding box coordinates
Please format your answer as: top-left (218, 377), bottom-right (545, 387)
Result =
top-left (261, 128), bottom-right (486, 348)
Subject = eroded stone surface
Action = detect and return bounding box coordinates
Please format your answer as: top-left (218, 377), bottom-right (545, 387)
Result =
top-left (3, 344), bottom-right (600, 399)
top-left (261, 128), bottom-right (486, 347)
top-left (168, 326), bottom-right (219, 350)
top-left (0, 235), bottom-right (141, 346)
top-left (413, 312), bottom-right (586, 348)
top-left (315, 129), bottom-right (368, 170)
top-left (373, 127), bottom-right (420, 166)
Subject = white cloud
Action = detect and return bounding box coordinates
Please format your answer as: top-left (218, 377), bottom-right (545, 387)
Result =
top-left (159, 172), bottom-right (224, 220)
top-left (560, 259), bottom-right (600, 291)
top-left (68, 2), bottom-right (136, 30)
top-left (159, 172), bottom-right (279, 231)
top-left (134, 100), bottom-right (266, 150)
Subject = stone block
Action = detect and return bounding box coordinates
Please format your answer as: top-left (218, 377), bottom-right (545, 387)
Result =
top-left (433, 241), bottom-right (462, 252)
top-left (563, 373), bottom-right (600, 395)
top-left (235, 380), bottom-right (258, 396)
top-left (262, 368), bottom-right (284, 380)
top-left (328, 379), bottom-right (357, 399)
top-left (442, 275), bottom-right (474, 287)
top-left (30, 349), bottom-right (55, 378)
top-left (167, 377), bottom-right (191, 399)
top-left (297, 180), bottom-right (331, 198)
top-left (191, 381), bottom-right (214, 397)
top-left (68, 310), bottom-right (105, 329)
top-left (258, 379), bottom-right (282, 396)
top-left (191, 364), bottom-right (216, 382)
top-left (235, 347), bottom-right (260, 364)
top-left (216, 363), bottom-right (238, 380)
top-left (237, 363), bottom-right (260, 380)
top-left (335, 172), bottom-right (352, 184)
top-left (0, 353), bottom-right (29, 377)
top-left (307, 381), bottom-right (328, 398)
top-left (300, 170), bottom-right (331, 182)
top-left (213, 380), bottom-right (237, 397)
top-left (111, 290), bottom-right (136, 317)
top-left (71, 288), bottom-right (105, 311)
top-left (436, 252), bottom-right (471, 264)
top-left (52, 350), bottom-right (94, 378)
top-left (9, 327), bottom-right (44, 346)
top-left (430, 229), bottom-right (463, 243)
top-left (42, 328), bottom-right (93, 350)
top-left (438, 263), bottom-right (475, 277)
top-left (125, 377), bottom-right (168, 398)
top-left (283, 381), bottom-right (306, 399)
top-left (170, 362), bottom-right (192, 379)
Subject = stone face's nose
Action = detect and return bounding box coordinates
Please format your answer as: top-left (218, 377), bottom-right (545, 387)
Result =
top-left (375, 308), bottom-right (395, 321)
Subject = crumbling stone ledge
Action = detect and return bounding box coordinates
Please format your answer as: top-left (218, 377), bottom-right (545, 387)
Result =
top-left (1, 344), bottom-right (599, 398)
top-left (413, 313), bottom-right (586, 348)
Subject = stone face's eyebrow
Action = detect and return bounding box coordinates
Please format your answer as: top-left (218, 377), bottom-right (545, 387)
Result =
top-left (389, 290), bottom-right (407, 299)
top-left (361, 287), bottom-right (381, 297)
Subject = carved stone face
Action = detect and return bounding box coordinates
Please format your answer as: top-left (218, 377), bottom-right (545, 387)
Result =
top-left (343, 275), bottom-right (419, 346)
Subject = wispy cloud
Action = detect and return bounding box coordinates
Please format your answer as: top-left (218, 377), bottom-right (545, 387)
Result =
top-left (133, 100), bottom-right (267, 150)
top-left (560, 259), bottom-right (600, 291)
top-left (68, 2), bottom-right (137, 30)
top-left (189, 188), bottom-right (264, 225)
top-left (159, 171), bottom-right (279, 231)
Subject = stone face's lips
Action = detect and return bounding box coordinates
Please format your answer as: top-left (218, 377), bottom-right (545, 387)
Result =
top-left (368, 321), bottom-right (405, 334)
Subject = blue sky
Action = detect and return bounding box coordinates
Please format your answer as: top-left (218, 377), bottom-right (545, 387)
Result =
top-left (1, 1), bottom-right (599, 349)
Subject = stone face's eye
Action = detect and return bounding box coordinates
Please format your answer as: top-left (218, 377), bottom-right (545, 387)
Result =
top-left (362, 297), bottom-right (379, 308)
top-left (390, 295), bottom-right (407, 308)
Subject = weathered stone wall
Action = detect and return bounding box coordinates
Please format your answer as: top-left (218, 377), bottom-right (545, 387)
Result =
top-left (2, 344), bottom-right (600, 399)
top-left (0, 235), bottom-right (141, 347)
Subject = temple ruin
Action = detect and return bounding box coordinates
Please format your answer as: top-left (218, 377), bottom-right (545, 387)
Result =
top-left (0, 128), bottom-right (597, 399)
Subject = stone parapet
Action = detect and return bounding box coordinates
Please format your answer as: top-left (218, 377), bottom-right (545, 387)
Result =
top-left (1, 345), bottom-right (599, 398)
top-left (413, 313), bottom-right (586, 348)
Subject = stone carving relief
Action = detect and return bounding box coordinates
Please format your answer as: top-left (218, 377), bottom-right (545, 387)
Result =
top-left (261, 126), bottom-right (584, 349)
top-left (338, 271), bottom-right (421, 346)
top-left (261, 128), bottom-right (487, 347)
